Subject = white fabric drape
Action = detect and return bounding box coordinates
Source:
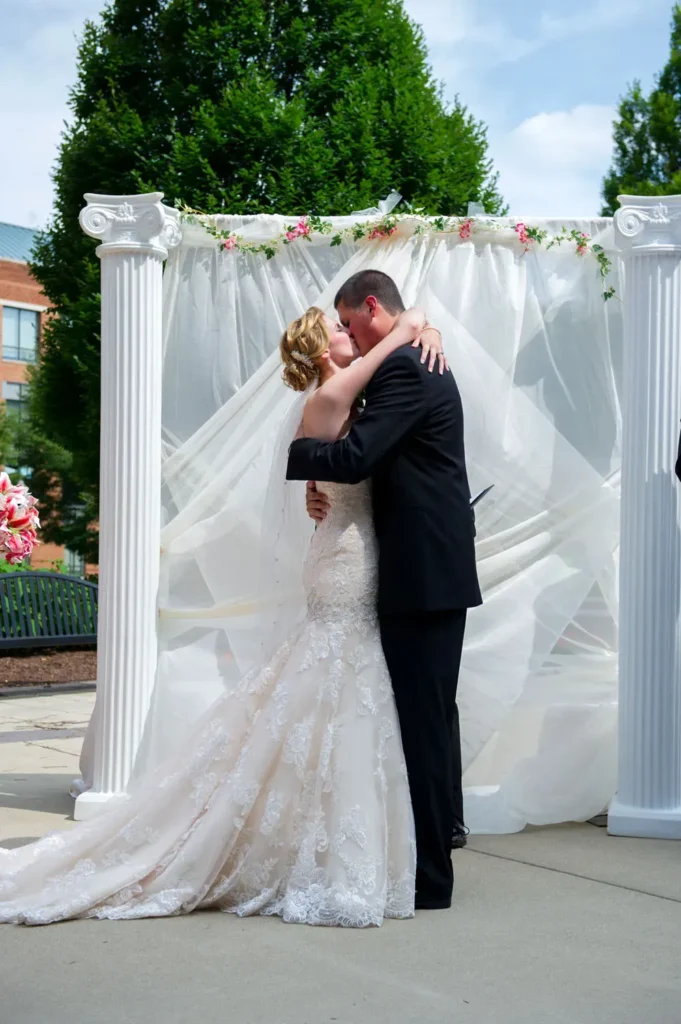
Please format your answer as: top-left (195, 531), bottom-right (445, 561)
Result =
top-left (85, 214), bottom-right (623, 834)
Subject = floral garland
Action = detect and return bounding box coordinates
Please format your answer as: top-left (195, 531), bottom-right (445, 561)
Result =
top-left (178, 206), bottom-right (615, 300)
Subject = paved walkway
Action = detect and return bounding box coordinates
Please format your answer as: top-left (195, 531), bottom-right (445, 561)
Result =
top-left (1, 690), bottom-right (680, 1024)
top-left (0, 690), bottom-right (94, 844)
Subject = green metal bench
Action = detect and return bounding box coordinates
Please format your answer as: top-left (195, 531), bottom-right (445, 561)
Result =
top-left (0, 571), bottom-right (98, 649)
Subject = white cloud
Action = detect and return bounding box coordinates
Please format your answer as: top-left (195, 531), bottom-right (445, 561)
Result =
top-left (494, 105), bottom-right (616, 216)
top-left (406, 0), bottom-right (668, 91)
top-left (509, 105), bottom-right (616, 170)
top-left (537, 0), bottom-right (660, 43)
top-left (402, 1), bottom-right (656, 217)
top-left (404, 0), bottom-right (671, 157)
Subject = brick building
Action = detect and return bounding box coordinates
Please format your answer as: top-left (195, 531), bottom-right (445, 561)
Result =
top-left (0, 221), bottom-right (85, 574)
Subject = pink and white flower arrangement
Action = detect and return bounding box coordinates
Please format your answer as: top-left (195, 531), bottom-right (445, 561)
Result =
top-left (367, 225), bottom-right (397, 241)
top-left (0, 472), bottom-right (40, 565)
top-left (458, 219), bottom-right (473, 240)
top-left (285, 217), bottom-right (312, 242)
top-left (514, 222), bottom-right (532, 249)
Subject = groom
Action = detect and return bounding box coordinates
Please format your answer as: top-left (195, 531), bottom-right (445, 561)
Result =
top-left (287, 269), bottom-right (481, 910)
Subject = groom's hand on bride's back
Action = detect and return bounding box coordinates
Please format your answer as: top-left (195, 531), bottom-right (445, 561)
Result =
top-left (306, 480), bottom-right (330, 523)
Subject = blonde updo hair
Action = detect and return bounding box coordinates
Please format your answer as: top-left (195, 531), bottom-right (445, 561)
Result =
top-left (280, 306), bottom-right (329, 392)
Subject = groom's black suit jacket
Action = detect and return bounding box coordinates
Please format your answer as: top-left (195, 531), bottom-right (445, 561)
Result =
top-left (286, 344), bottom-right (482, 616)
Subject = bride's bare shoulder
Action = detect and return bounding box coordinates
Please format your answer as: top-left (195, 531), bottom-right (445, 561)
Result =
top-left (301, 387), bottom-right (351, 442)
top-left (301, 388), bottom-right (326, 429)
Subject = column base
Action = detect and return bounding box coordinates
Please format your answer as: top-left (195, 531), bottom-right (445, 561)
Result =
top-left (608, 800), bottom-right (681, 839)
top-left (74, 788), bottom-right (120, 821)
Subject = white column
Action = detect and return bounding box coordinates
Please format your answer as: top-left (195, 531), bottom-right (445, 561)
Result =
top-left (74, 193), bottom-right (181, 820)
top-left (609, 195), bottom-right (681, 839)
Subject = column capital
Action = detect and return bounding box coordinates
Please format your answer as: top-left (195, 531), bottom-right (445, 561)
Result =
top-left (615, 194), bottom-right (681, 254)
top-left (79, 192), bottom-right (182, 258)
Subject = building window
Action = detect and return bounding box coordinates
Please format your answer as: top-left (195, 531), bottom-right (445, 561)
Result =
top-left (2, 380), bottom-right (29, 419)
top-left (64, 548), bottom-right (86, 578)
top-left (1, 382), bottom-right (31, 479)
top-left (2, 306), bottom-right (39, 363)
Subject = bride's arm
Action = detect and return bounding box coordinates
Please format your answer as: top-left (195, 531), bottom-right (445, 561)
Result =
top-left (302, 309), bottom-right (441, 441)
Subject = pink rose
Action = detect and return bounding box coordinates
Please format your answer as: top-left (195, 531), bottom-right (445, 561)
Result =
top-left (367, 225), bottom-right (397, 241)
top-left (514, 222), bottom-right (532, 248)
top-left (221, 235), bottom-right (238, 251)
top-left (459, 219), bottom-right (472, 240)
top-left (284, 218), bottom-right (310, 242)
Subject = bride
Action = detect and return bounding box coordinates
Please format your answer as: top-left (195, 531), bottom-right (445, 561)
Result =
top-left (0, 305), bottom-right (445, 928)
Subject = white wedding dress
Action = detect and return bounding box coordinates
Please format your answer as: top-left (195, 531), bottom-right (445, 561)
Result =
top-left (0, 481), bottom-right (416, 927)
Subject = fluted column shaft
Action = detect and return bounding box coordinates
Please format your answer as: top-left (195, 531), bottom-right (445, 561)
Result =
top-left (609, 195), bottom-right (681, 838)
top-left (75, 193), bottom-right (181, 819)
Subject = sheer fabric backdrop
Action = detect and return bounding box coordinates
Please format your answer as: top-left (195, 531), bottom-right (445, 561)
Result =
top-left (86, 214), bottom-right (623, 834)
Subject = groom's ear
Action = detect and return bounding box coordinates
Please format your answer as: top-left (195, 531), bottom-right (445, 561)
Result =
top-left (365, 295), bottom-right (378, 316)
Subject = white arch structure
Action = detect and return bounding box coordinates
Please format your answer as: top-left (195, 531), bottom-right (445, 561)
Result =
top-left (73, 191), bottom-right (681, 840)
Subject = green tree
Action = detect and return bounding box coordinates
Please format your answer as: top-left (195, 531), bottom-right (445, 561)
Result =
top-left (602, 4), bottom-right (681, 214)
top-left (0, 400), bottom-right (76, 548)
top-left (30, 0), bottom-right (504, 560)
top-left (0, 405), bottom-right (11, 468)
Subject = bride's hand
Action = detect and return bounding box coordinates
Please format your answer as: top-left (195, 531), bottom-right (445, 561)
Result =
top-left (412, 325), bottom-right (448, 375)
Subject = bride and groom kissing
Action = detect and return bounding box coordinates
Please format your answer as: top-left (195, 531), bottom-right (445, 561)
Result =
top-left (0, 269), bottom-right (481, 928)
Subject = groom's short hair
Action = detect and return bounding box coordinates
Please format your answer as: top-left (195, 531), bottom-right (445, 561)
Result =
top-left (334, 270), bottom-right (405, 314)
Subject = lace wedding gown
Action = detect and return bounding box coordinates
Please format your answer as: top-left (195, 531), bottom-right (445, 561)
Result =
top-left (0, 481), bottom-right (416, 927)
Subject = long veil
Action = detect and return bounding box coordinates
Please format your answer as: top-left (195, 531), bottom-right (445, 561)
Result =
top-left (81, 217), bottom-right (622, 834)
top-left (134, 243), bottom-right (382, 776)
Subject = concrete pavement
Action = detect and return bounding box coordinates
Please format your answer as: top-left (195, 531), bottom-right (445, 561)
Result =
top-left (0, 690), bottom-right (94, 844)
top-left (1, 690), bottom-right (680, 1024)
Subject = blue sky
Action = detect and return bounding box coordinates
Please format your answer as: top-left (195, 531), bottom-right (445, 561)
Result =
top-left (404, 0), bottom-right (674, 215)
top-left (0, 0), bottom-right (675, 226)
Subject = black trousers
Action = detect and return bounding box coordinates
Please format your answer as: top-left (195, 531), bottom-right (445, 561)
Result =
top-left (379, 609), bottom-right (467, 907)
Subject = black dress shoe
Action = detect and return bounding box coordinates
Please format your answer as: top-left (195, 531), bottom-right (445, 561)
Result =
top-left (451, 822), bottom-right (469, 850)
top-left (415, 895), bottom-right (452, 910)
